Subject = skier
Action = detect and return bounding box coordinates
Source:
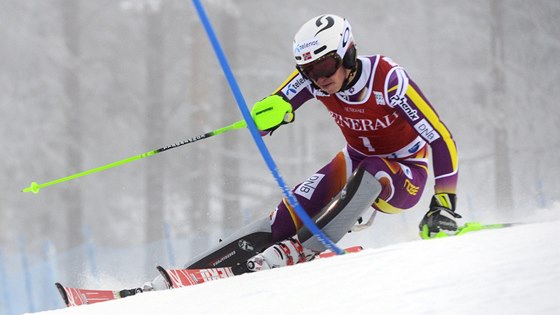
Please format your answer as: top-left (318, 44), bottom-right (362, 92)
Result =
top-left (243, 13), bottom-right (460, 268)
top-left (133, 13), bottom-right (460, 293)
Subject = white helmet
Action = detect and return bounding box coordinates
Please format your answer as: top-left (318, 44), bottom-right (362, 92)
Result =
top-left (293, 14), bottom-right (356, 69)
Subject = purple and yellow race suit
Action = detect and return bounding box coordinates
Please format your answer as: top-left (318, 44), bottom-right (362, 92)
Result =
top-left (269, 55), bottom-right (458, 241)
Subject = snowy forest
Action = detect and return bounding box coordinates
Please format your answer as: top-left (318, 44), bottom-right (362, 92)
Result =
top-left (1, 0), bottom-right (559, 312)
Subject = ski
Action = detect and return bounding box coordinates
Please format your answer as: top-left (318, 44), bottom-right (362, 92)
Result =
top-left (158, 245), bottom-right (363, 289)
top-left (319, 244), bottom-right (362, 258)
top-left (55, 266), bottom-right (229, 307)
top-left (55, 282), bottom-right (127, 307)
top-left (56, 245), bottom-right (363, 307)
top-left (157, 266), bottom-right (237, 289)
top-left (420, 221), bottom-right (523, 239)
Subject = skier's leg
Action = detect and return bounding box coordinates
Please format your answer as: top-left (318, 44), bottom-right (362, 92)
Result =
top-left (268, 149), bottom-right (356, 243)
top-left (246, 166), bottom-right (381, 270)
top-left (246, 147), bottom-right (430, 271)
top-left (358, 148), bottom-right (430, 214)
top-left (247, 149), bottom-right (382, 270)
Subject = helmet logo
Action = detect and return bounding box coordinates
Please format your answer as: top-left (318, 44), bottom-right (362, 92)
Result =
top-left (314, 15), bottom-right (334, 36)
top-left (342, 26), bottom-right (350, 48)
top-left (294, 40), bottom-right (320, 54)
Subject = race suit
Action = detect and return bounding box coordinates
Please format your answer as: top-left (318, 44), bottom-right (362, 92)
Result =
top-left (268, 55), bottom-right (458, 242)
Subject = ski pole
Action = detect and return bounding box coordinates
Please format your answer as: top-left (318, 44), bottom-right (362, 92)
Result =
top-left (22, 120), bottom-right (247, 194)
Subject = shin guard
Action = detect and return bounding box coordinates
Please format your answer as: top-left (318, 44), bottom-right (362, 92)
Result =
top-left (298, 166), bottom-right (381, 252)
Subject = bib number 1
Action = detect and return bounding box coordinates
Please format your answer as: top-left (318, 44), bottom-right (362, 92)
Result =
top-left (359, 136), bottom-right (376, 152)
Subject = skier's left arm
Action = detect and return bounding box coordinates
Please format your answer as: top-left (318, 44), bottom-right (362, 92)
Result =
top-left (385, 67), bottom-right (461, 235)
top-left (385, 67), bottom-right (459, 199)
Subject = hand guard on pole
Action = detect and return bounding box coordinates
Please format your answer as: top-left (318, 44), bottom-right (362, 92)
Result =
top-left (251, 95), bottom-right (294, 135)
top-left (419, 193), bottom-right (462, 237)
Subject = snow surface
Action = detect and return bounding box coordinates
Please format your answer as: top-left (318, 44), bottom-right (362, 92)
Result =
top-left (28, 219), bottom-right (560, 315)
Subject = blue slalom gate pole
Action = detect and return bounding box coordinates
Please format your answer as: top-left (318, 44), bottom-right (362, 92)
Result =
top-left (191, 0), bottom-right (343, 255)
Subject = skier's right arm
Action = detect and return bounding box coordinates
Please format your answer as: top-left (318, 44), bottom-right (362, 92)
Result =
top-left (251, 95), bottom-right (294, 134)
top-left (251, 70), bottom-right (314, 135)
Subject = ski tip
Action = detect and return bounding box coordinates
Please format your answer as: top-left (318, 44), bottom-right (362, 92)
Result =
top-left (55, 282), bottom-right (70, 307)
top-left (156, 266), bottom-right (173, 289)
top-left (343, 245), bottom-right (363, 254)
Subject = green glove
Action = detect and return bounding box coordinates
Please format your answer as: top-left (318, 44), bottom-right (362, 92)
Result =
top-left (251, 95), bottom-right (294, 132)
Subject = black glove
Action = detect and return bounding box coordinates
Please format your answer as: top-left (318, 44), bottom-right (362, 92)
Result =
top-left (419, 193), bottom-right (462, 237)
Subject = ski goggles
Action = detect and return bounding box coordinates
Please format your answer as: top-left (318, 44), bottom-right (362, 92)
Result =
top-left (297, 51), bottom-right (342, 81)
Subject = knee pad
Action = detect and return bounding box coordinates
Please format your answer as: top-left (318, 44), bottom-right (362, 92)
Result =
top-left (297, 166), bottom-right (381, 252)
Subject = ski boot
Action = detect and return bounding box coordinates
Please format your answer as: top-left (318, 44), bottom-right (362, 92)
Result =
top-left (118, 287), bottom-right (143, 298)
top-left (246, 237), bottom-right (316, 272)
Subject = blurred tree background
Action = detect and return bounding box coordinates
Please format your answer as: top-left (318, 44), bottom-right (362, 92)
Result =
top-left (1, 0), bottom-right (559, 261)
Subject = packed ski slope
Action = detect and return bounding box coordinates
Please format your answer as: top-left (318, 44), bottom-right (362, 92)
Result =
top-left (29, 217), bottom-right (560, 315)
